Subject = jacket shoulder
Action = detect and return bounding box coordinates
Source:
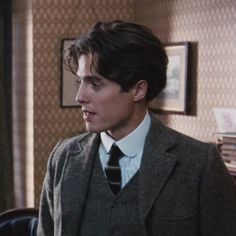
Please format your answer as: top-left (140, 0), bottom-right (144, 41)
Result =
top-left (151, 115), bottom-right (211, 150)
top-left (150, 116), bottom-right (217, 162)
top-left (49, 132), bottom-right (98, 165)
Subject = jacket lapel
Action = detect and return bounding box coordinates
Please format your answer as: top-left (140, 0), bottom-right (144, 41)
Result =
top-left (60, 134), bottom-right (100, 236)
top-left (138, 117), bottom-right (178, 224)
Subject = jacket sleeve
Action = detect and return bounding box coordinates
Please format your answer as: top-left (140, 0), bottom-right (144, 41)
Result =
top-left (37, 141), bottom-right (62, 236)
top-left (200, 144), bottom-right (236, 235)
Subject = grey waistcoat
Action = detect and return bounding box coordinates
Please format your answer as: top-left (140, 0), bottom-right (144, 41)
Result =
top-left (79, 155), bottom-right (142, 236)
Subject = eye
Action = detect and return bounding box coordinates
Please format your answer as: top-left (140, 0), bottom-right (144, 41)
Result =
top-left (90, 77), bottom-right (102, 89)
top-left (91, 81), bottom-right (100, 87)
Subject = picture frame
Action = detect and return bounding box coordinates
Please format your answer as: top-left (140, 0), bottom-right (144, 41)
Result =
top-left (149, 42), bottom-right (190, 114)
top-left (60, 39), bottom-right (80, 107)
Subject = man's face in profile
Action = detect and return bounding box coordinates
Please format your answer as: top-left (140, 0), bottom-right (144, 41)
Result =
top-left (75, 54), bottom-right (140, 140)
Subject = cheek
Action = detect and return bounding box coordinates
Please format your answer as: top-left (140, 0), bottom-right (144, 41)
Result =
top-left (103, 99), bottom-right (132, 120)
top-left (92, 91), bottom-right (133, 118)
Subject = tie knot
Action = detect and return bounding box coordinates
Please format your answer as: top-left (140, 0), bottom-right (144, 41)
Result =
top-left (107, 144), bottom-right (123, 165)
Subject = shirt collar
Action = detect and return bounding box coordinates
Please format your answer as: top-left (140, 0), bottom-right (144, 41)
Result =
top-left (100, 112), bottom-right (151, 157)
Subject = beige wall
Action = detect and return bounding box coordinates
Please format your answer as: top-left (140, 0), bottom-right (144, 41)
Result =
top-left (33, 0), bottom-right (134, 206)
top-left (30, 0), bottom-right (236, 206)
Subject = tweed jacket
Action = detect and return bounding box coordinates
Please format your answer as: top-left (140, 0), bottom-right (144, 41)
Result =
top-left (37, 116), bottom-right (236, 236)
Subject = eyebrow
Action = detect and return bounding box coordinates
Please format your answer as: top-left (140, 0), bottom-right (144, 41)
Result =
top-left (77, 75), bottom-right (103, 81)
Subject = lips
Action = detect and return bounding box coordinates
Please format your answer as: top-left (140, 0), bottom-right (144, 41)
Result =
top-left (82, 109), bottom-right (96, 122)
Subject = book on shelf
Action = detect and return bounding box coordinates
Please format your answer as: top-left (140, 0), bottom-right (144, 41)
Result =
top-left (222, 156), bottom-right (236, 163)
top-left (221, 143), bottom-right (236, 150)
top-left (216, 133), bottom-right (236, 144)
top-left (222, 136), bottom-right (236, 144)
top-left (214, 132), bottom-right (236, 175)
top-left (221, 149), bottom-right (236, 156)
top-left (215, 132), bottom-right (236, 139)
top-left (213, 107), bottom-right (236, 175)
top-left (225, 162), bottom-right (236, 176)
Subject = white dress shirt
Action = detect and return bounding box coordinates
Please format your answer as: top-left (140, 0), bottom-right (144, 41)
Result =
top-left (99, 112), bottom-right (151, 188)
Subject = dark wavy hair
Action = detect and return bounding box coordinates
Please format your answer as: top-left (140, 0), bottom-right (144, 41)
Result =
top-left (64, 20), bottom-right (168, 102)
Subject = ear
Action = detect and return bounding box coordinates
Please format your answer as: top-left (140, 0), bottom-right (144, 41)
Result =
top-left (132, 80), bottom-right (148, 102)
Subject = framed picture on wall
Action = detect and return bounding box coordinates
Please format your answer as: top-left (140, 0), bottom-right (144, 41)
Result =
top-left (60, 39), bottom-right (80, 107)
top-left (149, 42), bottom-right (190, 114)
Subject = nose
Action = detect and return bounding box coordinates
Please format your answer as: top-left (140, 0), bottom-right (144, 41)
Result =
top-left (75, 82), bottom-right (88, 105)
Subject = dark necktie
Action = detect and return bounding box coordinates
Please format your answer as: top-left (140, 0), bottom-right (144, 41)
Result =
top-left (105, 144), bottom-right (123, 195)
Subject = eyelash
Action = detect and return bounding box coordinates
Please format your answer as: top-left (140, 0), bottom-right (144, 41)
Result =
top-left (91, 81), bottom-right (100, 87)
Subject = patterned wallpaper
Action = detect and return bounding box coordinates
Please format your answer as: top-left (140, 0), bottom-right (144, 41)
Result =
top-left (33, 0), bottom-right (236, 205)
top-left (134, 0), bottom-right (236, 141)
top-left (33, 0), bottom-right (134, 206)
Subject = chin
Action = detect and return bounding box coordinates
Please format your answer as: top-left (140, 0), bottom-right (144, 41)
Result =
top-left (85, 124), bottom-right (104, 134)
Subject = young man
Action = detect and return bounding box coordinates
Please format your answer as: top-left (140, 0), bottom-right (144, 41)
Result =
top-left (37, 20), bottom-right (236, 236)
